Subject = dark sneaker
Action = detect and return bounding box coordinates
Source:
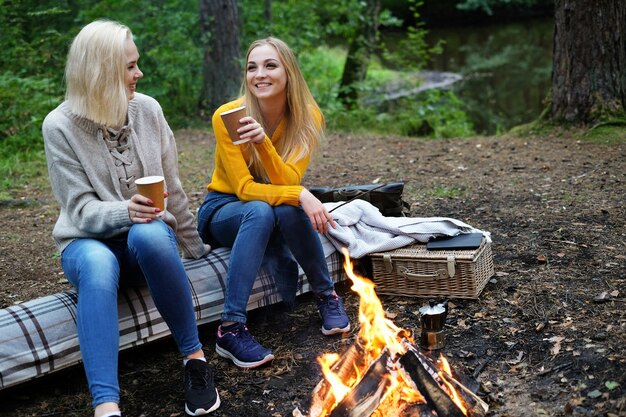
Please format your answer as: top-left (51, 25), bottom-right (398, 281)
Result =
top-left (317, 294), bottom-right (351, 336)
top-left (184, 359), bottom-right (220, 416)
top-left (215, 323), bottom-right (275, 368)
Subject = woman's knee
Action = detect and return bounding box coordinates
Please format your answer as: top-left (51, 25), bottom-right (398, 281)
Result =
top-left (274, 204), bottom-right (307, 226)
top-left (128, 220), bottom-right (176, 249)
top-left (242, 201), bottom-right (275, 227)
top-left (63, 241), bottom-right (120, 292)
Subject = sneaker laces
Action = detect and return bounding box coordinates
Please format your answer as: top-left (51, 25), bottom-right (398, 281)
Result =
top-left (230, 325), bottom-right (265, 351)
top-left (320, 294), bottom-right (342, 312)
top-left (187, 361), bottom-right (211, 390)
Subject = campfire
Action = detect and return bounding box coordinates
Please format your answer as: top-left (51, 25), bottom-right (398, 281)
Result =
top-left (305, 249), bottom-right (489, 417)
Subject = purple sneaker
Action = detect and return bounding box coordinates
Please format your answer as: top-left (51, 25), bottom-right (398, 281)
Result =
top-left (216, 323), bottom-right (274, 368)
top-left (317, 294), bottom-right (351, 336)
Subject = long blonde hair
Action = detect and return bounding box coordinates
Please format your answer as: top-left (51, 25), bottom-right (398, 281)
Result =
top-left (65, 20), bottom-right (132, 127)
top-left (242, 37), bottom-right (324, 182)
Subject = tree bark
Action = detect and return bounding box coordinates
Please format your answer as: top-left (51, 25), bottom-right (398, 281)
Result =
top-left (264, 0), bottom-right (272, 22)
top-left (337, 0), bottom-right (381, 109)
top-left (199, 0), bottom-right (242, 114)
top-left (550, 0), bottom-right (626, 124)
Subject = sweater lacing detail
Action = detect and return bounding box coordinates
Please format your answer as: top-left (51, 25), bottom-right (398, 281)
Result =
top-left (103, 125), bottom-right (135, 189)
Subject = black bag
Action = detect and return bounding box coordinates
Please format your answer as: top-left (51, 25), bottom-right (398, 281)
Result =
top-left (310, 182), bottom-right (410, 217)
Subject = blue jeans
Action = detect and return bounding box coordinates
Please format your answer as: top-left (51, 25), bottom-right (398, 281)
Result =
top-left (61, 220), bottom-right (202, 408)
top-left (197, 194), bottom-right (335, 324)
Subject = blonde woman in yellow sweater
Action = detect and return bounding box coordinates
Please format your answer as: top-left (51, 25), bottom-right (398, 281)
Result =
top-left (198, 37), bottom-right (350, 368)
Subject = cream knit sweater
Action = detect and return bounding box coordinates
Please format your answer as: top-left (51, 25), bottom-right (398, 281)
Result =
top-left (42, 93), bottom-right (206, 259)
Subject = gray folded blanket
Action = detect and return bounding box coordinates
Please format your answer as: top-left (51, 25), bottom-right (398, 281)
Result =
top-left (320, 200), bottom-right (491, 258)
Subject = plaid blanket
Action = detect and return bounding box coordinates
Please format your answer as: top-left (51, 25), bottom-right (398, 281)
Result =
top-left (0, 247), bottom-right (345, 390)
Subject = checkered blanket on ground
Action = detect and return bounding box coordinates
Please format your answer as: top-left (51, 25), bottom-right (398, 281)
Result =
top-left (0, 247), bottom-right (344, 390)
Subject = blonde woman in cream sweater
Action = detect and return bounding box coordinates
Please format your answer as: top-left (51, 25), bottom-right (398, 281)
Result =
top-left (42, 20), bottom-right (219, 417)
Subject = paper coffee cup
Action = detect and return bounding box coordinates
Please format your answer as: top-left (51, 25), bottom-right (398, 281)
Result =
top-left (220, 106), bottom-right (249, 145)
top-left (135, 176), bottom-right (165, 212)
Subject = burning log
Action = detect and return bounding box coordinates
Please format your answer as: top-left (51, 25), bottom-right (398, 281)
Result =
top-left (399, 346), bottom-right (466, 417)
top-left (309, 339), bottom-right (369, 417)
top-left (402, 404), bottom-right (452, 417)
top-left (440, 373), bottom-right (489, 416)
top-left (329, 350), bottom-right (395, 417)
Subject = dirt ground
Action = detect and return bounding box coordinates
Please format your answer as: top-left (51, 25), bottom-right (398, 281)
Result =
top-left (0, 130), bottom-right (624, 417)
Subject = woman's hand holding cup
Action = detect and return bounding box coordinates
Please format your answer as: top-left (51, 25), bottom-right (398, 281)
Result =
top-left (236, 116), bottom-right (266, 144)
top-left (128, 191), bottom-right (168, 223)
top-left (131, 176), bottom-right (167, 223)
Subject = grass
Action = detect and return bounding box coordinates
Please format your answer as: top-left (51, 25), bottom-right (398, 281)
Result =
top-left (510, 118), bottom-right (626, 145)
top-left (583, 121), bottom-right (626, 144)
top-left (0, 147), bottom-right (50, 198)
top-left (427, 186), bottom-right (467, 198)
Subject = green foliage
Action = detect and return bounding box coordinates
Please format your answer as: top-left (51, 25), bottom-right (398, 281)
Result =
top-left (298, 47), bottom-right (345, 113)
top-left (399, 90), bottom-right (475, 138)
top-left (296, 44), bottom-right (474, 139)
top-left (79, 0), bottom-right (202, 126)
top-left (0, 1), bottom-right (72, 191)
top-left (0, 74), bottom-right (61, 188)
top-left (456, 0), bottom-right (540, 15)
top-left (0, 0), bottom-right (76, 81)
top-left (381, 0), bottom-right (441, 72)
top-left (326, 89), bottom-right (475, 138)
top-left (242, 0), bottom-right (322, 54)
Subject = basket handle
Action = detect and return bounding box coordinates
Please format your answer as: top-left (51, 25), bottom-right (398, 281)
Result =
top-left (384, 255), bottom-right (456, 280)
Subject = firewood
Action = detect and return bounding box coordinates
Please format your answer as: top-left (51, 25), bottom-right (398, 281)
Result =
top-left (399, 348), bottom-right (466, 417)
top-left (309, 339), bottom-right (369, 417)
top-left (440, 373), bottom-right (489, 415)
top-left (329, 350), bottom-right (394, 417)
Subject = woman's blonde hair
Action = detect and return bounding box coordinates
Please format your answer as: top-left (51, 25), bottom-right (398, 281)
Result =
top-left (242, 37), bottom-right (324, 182)
top-left (65, 20), bottom-right (132, 127)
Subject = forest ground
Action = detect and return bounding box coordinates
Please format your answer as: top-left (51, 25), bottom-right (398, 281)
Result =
top-left (0, 129), bottom-right (624, 417)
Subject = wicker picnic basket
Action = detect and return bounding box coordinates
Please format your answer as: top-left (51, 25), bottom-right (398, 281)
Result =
top-left (368, 239), bottom-right (494, 299)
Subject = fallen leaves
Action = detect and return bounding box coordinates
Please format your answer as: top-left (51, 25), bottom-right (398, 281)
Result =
top-left (593, 290), bottom-right (620, 303)
top-left (545, 335), bottom-right (565, 356)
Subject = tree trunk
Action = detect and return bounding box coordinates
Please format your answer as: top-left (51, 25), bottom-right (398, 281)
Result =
top-left (265, 0), bottom-right (272, 22)
top-left (550, 0), bottom-right (626, 124)
top-left (199, 0), bottom-right (242, 115)
top-left (338, 0), bottom-right (381, 109)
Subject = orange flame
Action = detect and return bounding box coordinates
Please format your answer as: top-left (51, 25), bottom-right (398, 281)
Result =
top-left (438, 355), bottom-right (469, 415)
top-left (317, 353), bottom-right (351, 401)
top-left (314, 248), bottom-right (469, 416)
top-left (342, 249), bottom-right (409, 356)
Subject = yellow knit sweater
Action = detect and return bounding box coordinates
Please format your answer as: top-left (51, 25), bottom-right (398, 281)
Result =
top-left (207, 98), bottom-right (321, 207)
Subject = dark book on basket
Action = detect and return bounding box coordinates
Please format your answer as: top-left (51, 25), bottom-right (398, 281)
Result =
top-left (426, 232), bottom-right (484, 250)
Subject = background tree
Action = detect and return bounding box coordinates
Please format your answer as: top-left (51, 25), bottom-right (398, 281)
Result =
top-left (549, 0), bottom-right (626, 125)
top-left (337, 0), bottom-right (381, 109)
top-left (264, 0), bottom-right (272, 22)
top-left (199, 0), bottom-right (242, 114)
